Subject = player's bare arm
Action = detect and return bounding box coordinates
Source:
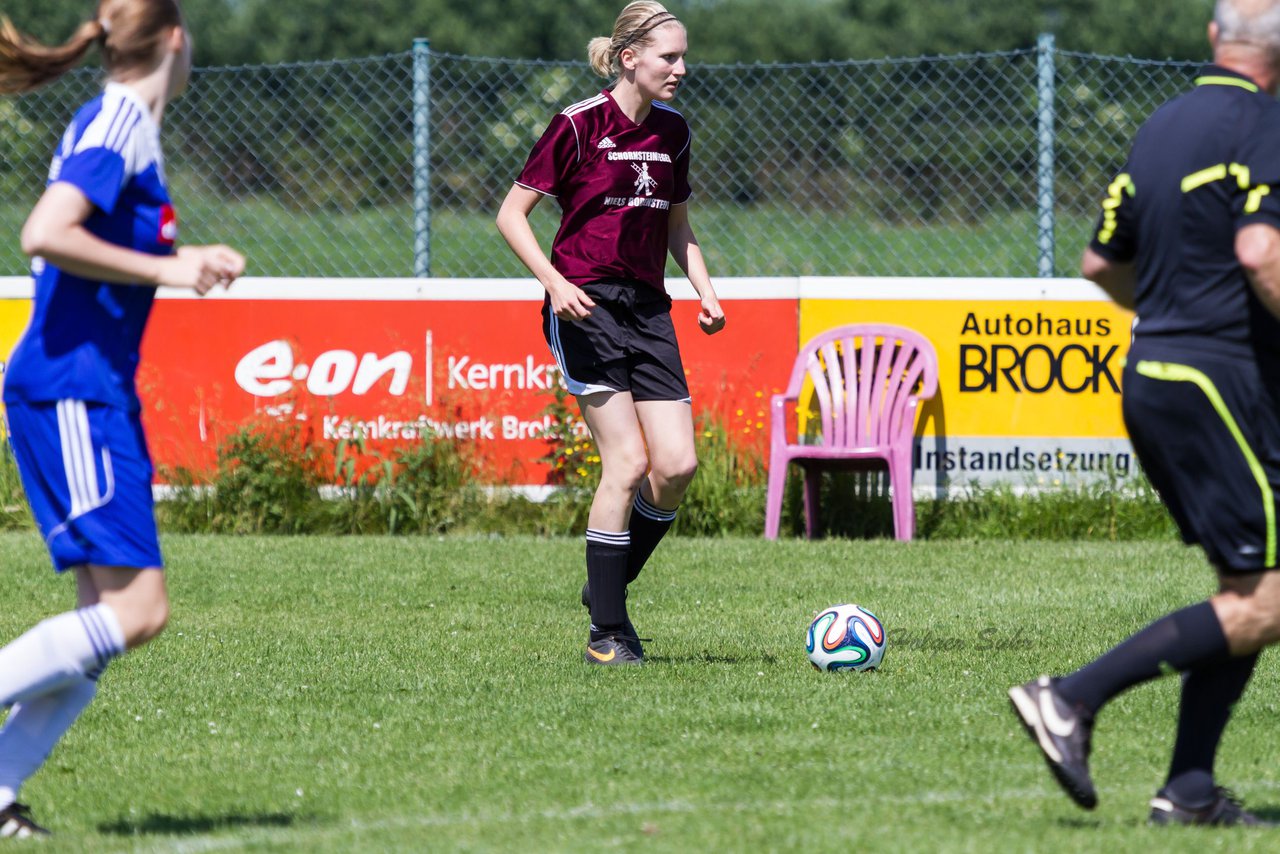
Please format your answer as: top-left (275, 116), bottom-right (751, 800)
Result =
top-left (668, 202), bottom-right (725, 334)
top-left (1235, 222), bottom-right (1280, 318)
top-left (496, 183), bottom-right (596, 321)
top-left (1080, 246), bottom-right (1136, 311)
top-left (22, 182), bottom-right (244, 293)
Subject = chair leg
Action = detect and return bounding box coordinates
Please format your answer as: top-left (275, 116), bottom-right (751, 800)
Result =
top-left (888, 452), bottom-right (915, 541)
top-left (765, 453), bottom-right (787, 540)
top-left (803, 467), bottom-right (821, 539)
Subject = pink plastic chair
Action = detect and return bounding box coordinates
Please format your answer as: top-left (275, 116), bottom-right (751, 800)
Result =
top-left (765, 324), bottom-right (938, 541)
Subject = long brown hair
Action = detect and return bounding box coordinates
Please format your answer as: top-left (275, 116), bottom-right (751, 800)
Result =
top-left (0, 0), bottom-right (182, 95)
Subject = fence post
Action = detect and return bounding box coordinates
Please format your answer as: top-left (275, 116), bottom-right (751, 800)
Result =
top-left (1035, 33), bottom-right (1056, 278)
top-left (412, 38), bottom-right (432, 278)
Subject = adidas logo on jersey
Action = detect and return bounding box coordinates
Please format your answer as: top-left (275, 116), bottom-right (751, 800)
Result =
top-left (597, 137), bottom-right (616, 149)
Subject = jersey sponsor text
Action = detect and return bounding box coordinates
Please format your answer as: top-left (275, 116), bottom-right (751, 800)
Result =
top-left (603, 196), bottom-right (671, 209)
top-left (606, 151), bottom-right (672, 163)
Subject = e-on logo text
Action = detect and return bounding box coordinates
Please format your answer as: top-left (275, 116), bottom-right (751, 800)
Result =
top-left (235, 341), bottom-right (412, 397)
top-left (234, 339), bottom-right (562, 399)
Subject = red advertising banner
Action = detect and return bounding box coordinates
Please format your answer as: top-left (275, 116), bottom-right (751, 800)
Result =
top-left (133, 279), bottom-right (798, 483)
top-left (0, 276), bottom-right (1135, 490)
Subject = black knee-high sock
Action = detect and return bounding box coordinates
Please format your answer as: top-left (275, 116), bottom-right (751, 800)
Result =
top-left (1055, 601), bottom-right (1228, 716)
top-left (627, 489), bottom-right (677, 585)
top-left (1163, 651), bottom-right (1259, 805)
top-left (586, 530), bottom-right (630, 638)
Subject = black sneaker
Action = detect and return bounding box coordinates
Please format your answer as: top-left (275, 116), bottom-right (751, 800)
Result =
top-left (581, 582), bottom-right (644, 659)
top-left (1149, 786), bottom-right (1275, 827)
top-left (1008, 675), bottom-right (1097, 809)
top-left (0, 802), bottom-right (50, 838)
top-left (584, 633), bottom-right (643, 666)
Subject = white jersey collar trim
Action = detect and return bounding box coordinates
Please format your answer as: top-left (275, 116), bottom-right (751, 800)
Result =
top-left (103, 81), bottom-right (158, 131)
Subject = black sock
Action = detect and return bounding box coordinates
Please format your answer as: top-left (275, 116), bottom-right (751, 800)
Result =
top-left (1163, 651), bottom-right (1259, 806)
top-left (1056, 601), bottom-right (1228, 716)
top-left (627, 489), bottom-right (677, 585)
top-left (585, 529), bottom-right (630, 639)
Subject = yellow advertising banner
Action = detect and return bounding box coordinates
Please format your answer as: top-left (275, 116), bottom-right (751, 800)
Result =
top-left (0, 299), bottom-right (32, 382)
top-left (800, 282), bottom-right (1134, 438)
top-left (799, 279), bottom-right (1137, 489)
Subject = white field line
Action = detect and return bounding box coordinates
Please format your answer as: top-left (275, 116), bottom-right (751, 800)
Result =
top-left (137, 787), bottom-right (1056, 853)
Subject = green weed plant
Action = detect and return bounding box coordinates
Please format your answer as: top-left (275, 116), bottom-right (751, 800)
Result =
top-left (145, 407), bottom-right (1176, 541)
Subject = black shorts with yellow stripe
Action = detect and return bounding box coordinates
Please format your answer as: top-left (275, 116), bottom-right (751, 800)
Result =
top-left (1123, 337), bottom-right (1280, 572)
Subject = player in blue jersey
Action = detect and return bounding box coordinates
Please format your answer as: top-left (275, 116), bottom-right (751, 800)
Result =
top-left (0, 1), bottom-right (243, 837)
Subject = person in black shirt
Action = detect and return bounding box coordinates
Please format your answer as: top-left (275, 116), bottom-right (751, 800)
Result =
top-left (1010, 0), bottom-right (1280, 827)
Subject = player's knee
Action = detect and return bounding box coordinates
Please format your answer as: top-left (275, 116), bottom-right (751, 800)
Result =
top-left (135, 604), bottom-right (169, 647)
top-left (655, 453), bottom-right (698, 490)
top-left (604, 447), bottom-right (650, 491)
top-left (120, 598), bottom-right (169, 649)
top-left (1256, 605), bottom-right (1280, 648)
top-left (1218, 590), bottom-right (1280, 652)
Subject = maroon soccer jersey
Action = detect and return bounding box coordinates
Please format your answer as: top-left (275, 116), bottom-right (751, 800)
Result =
top-left (515, 90), bottom-right (692, 292)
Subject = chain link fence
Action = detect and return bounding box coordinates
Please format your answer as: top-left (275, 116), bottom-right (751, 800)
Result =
top-left (0, 41), bottom-right (1200, 279)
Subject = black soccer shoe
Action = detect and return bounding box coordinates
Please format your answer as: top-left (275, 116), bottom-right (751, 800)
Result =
top-left (1149, 786), bottom-right (1276, 827)
top-left (0, 802), bottom-right (50, 838)
top-left (1008, 675), bottom-right (1097, 809)
top-left (581, 582), bottom-right (644, 659)
top-left (584, 633), bottom-right (643, 666)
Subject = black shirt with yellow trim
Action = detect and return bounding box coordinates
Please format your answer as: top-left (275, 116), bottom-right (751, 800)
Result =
top-left (1089, 64), bottom-right (1280, 360)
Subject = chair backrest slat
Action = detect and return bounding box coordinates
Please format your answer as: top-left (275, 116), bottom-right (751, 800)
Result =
top-left (782, 323), bottom-right (939, 451)
top-left (819, 342), bottom-right (845, 446)
top-left (841, 336), bottom-right (859, 448)
top-left (806, 351), bottom-right (833, 443)
top-left (867, 335), bottom-right (896, 446)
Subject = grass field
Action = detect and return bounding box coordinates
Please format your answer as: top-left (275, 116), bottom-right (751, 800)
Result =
top-left (3, 532), bottom-right (1278, 852)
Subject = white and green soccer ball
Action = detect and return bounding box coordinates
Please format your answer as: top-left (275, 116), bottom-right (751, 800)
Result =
top-left (806, 603), bottom-right (886, 672)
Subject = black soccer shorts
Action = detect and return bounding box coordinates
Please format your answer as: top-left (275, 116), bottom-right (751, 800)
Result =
top-left (542, 280), bottom-right (691, 402)
top-left (1122, 338), bottom-right (1280, 572)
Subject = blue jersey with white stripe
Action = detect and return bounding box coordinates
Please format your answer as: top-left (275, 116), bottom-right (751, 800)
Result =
top-left (4, 83), bottom-right (177, 411)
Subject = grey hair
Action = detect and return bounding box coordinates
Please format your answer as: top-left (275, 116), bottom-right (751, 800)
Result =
top-left (1215, 0), bottom-right (1280, 51)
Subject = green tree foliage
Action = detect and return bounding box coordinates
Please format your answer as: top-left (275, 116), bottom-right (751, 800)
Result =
top-left (0, 0), bottom-right (1218, 65)
top-left (825, 0), bottom-right (1213, 61)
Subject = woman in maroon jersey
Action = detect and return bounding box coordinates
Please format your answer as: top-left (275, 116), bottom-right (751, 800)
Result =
top-left (497, 0), bottom-right (725, 665)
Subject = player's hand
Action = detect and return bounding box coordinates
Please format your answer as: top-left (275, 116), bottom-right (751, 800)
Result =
top-left (548, 280), bottom-right (595, 321)
top-left (159, 245), bottom-right (246, 295)
top-left (698, 295), bottom-right (725, 335)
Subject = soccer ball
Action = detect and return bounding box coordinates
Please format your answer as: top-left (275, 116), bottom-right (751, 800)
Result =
top-left (806, 604), bottom-right (886, 672)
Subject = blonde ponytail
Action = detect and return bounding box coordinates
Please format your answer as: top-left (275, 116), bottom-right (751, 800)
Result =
top-left (587, 36), bottom-right (614, 79)
top-left (586, 1), bottom-right (683, 80)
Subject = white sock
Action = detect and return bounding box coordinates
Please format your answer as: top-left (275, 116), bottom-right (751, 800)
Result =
top-left (0, 676), bottom-right (97, 807)
top-left (0, 604), bottom-right (125, 706)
